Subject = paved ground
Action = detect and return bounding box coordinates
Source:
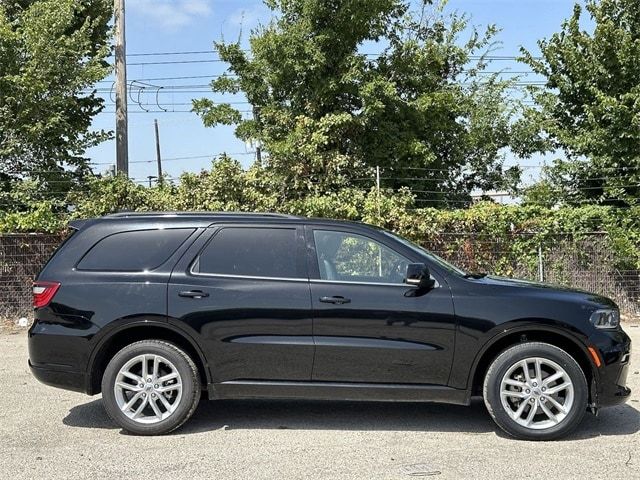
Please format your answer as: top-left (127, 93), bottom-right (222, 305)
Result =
top-left (1, 328), bottom-right (639, 480)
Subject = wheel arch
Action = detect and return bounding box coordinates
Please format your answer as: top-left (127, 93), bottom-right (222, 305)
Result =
top-left (469, 325), bottom-right (596, 402)
top-left (87, 321), bottom-right (210, 395)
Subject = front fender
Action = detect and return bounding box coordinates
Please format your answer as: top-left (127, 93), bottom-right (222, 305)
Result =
top-left (448, 318), bottom-right (597, 393)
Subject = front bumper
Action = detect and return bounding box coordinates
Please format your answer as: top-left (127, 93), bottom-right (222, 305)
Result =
top-left (590, 328), bottom-right (632, 408)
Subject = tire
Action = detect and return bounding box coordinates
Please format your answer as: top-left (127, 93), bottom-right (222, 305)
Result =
top-left (483, 342), bottom-right (588, 441)
top-left (101, 340), bottom-right (201, 435)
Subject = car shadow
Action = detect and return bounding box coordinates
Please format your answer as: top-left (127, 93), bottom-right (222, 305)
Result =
top-left (63, 396), bottom-right (640, 439)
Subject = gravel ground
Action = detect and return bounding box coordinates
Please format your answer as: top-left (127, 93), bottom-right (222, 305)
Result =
top-left (1, 327), bottom-right (639, 480)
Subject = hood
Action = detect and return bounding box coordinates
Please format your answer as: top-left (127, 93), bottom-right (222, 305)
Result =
top-left (471, 274), bottom-right (618, 309)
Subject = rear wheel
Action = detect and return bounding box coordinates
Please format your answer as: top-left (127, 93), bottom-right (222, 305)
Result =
top-left (101, 340), bottom-right (201, 435)
top-left (483, 342), bottom-right (588, 440)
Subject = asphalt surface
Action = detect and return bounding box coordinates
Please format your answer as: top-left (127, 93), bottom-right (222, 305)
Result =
top-left (1, 328), bottom-right (639, 480)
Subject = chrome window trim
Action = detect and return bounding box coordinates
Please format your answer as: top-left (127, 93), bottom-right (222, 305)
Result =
top-left (189, 267), bottom-right (308, 283)
top-left (188, 268), bottom-right (438, 288)
top-left (310, 278), bottom-right (439, 288)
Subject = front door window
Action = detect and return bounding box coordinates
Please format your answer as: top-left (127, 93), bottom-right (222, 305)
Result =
top-left (313, 230), bottom-right (409, 284)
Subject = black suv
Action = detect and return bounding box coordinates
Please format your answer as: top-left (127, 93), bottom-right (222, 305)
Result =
top-left (29, 212), bottom-right (631, 439)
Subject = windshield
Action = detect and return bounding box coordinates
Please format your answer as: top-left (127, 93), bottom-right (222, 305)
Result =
top-left (380, 230), bottom-right (468, 277)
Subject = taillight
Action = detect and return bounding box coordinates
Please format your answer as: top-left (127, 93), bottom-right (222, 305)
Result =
top-left (33, 281), bottom-right (61, 308)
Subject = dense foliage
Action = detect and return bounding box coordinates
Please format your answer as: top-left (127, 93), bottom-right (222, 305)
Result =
top-left (521, 0), bottom-right (640, 206)
top-left (194, 0), bottom-right (539, 205)
top-left (0, 0), bottom-right (112, 201)
top-left (2, 158), bottom-right (638, 271)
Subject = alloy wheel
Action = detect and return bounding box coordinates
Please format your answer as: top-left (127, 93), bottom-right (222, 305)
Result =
top-left (113, 354), bottom-right (183, 424)
top-left (499, 357), bottom-right (574, 430)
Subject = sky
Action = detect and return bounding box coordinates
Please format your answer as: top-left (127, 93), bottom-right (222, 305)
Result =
top-left (86, 0), bottom-right (586, 187)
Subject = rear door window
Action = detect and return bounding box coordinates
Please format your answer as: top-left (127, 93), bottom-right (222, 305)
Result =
top-left (194, 227), bottom-right (303, 279)
top-left (77, 229), bottom-right (194, 271)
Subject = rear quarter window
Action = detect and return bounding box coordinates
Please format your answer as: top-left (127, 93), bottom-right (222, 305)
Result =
top-left (37, 227), bottom-right (78, 275)
top-left (77, 228), bottom-right (194, 272)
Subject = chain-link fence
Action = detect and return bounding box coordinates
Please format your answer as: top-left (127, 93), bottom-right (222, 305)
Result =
top-left (0, 233), bottom-right (64, 321)
top-left (1, 231), bottom-right (638, 322)
top-left (426, 233), bottom-right (640, 319)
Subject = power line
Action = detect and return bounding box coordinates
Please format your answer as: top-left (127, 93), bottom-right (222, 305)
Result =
top-left (114, 49), bottom-right (538, 61)
top-left (98, 109), bottom-right (254, 114)
top-left (92, 80), bottom-right (534, 92)
top-left (123, 50), bottom-right (217, 57)
top-left (125, 59), bottom-right (228, 66)
top-left (390, 165), bottom-right (640, 172)
top-left (94, 70), bottom-right (541, 86)
top-left (94, 74), bottom-right (236, 85)
top-left (102, 102), bottom-right (246, 107)
top-left (13, 164), bottom-right (640, 175)
top-left (98, 109), bottom-right (193, 114)
top-left (120, 57), bottom-right (539, 68)
top-left (88, 152), bottom-right (256, 166)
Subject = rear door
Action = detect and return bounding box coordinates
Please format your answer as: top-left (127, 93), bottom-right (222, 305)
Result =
top-left (307, 226), bottom-right (456, 385)
top-left (168, 223), bottom-right (313, 383)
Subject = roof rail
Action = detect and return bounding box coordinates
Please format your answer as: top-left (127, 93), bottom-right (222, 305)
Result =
top-left (68, 219), bottom-right (89, 230)
top-left (105, 211), bottom-right (300, 219)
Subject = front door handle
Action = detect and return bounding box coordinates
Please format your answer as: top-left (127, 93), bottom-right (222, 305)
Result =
top-left (319, 296), bottom-right (351, 305)
top-left (178, 290), bottom-right (209, 299)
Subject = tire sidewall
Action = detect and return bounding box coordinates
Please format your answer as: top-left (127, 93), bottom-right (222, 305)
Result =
top-left (484, 343), bottom-right (588, 441)
top-left (101, 341), bottom-right (199, 435)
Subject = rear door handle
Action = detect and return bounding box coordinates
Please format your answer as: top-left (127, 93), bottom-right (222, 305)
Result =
top-left (319, 296), bottom-right (351, 305)
top-left (178, 290), bottom-right (209, 299)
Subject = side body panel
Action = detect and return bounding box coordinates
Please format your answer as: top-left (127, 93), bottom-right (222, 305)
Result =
top-left (29, 218), bottom-right (203, 385)
top-left (167, 224), bottom-right (315, 384)
top-left (305, 224), bottom-right (457, 386)
top-left (446, 275), bottom-right (627, 400)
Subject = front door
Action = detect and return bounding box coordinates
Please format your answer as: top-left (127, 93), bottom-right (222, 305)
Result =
top-left (307, 227), bottom-right (456, 385)
top-left (168, 224), bottom-right (314, 384)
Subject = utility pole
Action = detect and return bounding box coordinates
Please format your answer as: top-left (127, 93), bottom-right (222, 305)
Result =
top-left (255, 140), bottom-right (262, 167)
top-left (154, 119), bottom-right (163, 183)
top-left (537, 245), bottom-right (545, 282)
top-left (376, 166), bottom-right (382, 276)
top-left (114, 0), bottom-right (129, 177)
top-left (253, 106), bottom-right (262, 166)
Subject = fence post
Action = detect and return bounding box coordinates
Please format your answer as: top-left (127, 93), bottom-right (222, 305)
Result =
top-left (376, 165), bottom-right (381, 221)
top-left (538, 244), bottom-right (544, 282)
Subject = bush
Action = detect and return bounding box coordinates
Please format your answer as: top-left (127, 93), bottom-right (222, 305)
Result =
top-left (2, 161), bottom-right (639, 270)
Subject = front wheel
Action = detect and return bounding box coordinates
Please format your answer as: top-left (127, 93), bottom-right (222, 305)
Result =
top-left (483, 342), bottom-right (588, 440)
top-left (101, 340), bottom-right (201, 435)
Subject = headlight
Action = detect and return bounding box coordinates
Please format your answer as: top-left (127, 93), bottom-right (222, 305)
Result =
top-left (590, 309), bottom-right (620, 329)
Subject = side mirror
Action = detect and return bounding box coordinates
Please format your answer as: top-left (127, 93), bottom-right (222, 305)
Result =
top-left (404, 263), bottom-right (435, 289)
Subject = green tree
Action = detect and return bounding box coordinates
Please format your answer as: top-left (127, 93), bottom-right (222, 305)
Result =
top-left (0, 0), bottom-right (112, 206)
top-left (194, 0), bottom-right (534, 206)
top-left (521, 0), bottom-right (640, 206)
